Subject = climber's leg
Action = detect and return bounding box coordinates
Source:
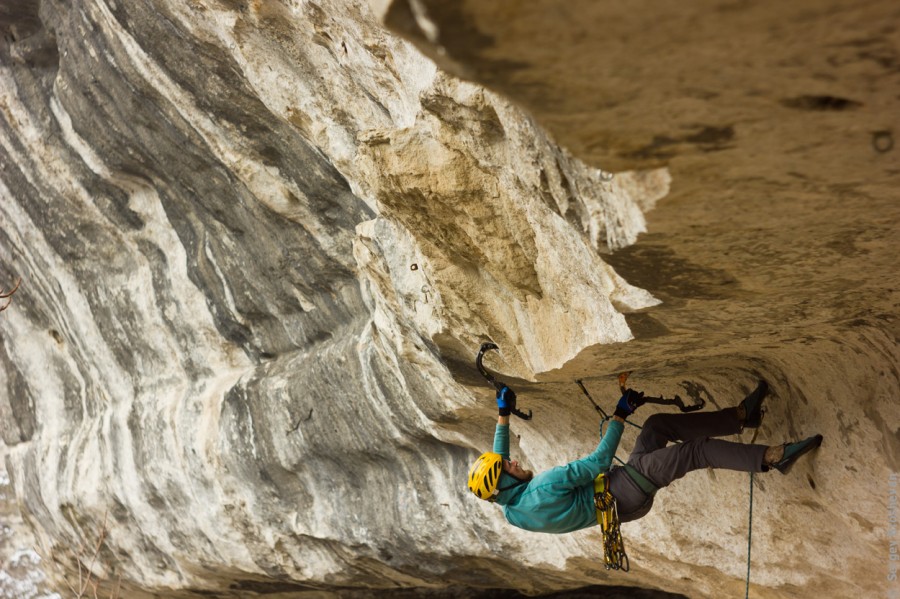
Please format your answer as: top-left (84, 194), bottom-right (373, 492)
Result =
top-left (736, 380), bottom-right (768, 429)
top-left (632, 437), bottom-right (768, 488)
top-left (629, 409), bottom-right (743, 461)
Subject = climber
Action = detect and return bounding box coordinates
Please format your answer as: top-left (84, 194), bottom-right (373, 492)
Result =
top-left (467, 381), bottom-right (823, 534)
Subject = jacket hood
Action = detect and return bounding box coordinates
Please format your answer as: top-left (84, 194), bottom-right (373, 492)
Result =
top-left (495, 471), bottom-right (529, 505)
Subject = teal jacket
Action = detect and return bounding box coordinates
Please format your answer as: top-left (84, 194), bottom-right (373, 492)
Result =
top-left (493, 419), bottom-right (624, 534)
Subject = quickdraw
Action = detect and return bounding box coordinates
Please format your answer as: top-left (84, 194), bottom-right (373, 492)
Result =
top-left (594, 473), bottom-right (628, 571)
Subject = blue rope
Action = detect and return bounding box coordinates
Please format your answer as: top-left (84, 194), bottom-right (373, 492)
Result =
top-left (746, 471), bottom-right (754, 598)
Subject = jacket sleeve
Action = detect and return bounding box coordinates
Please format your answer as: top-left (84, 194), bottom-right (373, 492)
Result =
top-left (493, 423), bottom-right (510, 460)
top-left (555, 419), bottom-right (624, 488)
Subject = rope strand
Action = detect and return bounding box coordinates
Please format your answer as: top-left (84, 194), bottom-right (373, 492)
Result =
top-left (746, 471), bottom-right (754, 598)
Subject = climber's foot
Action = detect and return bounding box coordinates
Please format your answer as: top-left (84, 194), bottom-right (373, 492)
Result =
top-left (738, 380), bottom-right (768, 429)
top-left (768, 434), bottom-right (824, 475)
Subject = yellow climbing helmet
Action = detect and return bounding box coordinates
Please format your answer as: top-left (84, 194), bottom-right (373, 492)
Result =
top-left (467, 452), bottom-right (503, 501)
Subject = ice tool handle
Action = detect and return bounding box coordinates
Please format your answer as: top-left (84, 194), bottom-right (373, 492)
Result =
top-left (476, 342), bottom-right (533, 420)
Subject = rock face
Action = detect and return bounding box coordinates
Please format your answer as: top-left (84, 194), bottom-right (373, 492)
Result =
top-left (1, 0), bottom-right (663, 596)
top-left (0, 1), bottom-right (897, 598)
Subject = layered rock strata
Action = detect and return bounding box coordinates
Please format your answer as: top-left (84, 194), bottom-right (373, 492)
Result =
top-left (1, 0), bottom-right (671, 596)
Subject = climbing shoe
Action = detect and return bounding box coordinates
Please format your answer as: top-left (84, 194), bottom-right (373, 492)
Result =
top-left (770, 434), bottom-right (824, 474)
top-left (739, 380), bottom-right (769, 429)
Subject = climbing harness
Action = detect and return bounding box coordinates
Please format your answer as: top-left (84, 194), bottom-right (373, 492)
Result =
top-left (594, 472), bottom-right (629, 571)
top-left (622, 463), bottom-right (659, 497)
top-left (475, 342), bottom-right (532, 420)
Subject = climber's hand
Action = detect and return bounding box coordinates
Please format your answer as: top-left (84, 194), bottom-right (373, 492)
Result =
top-left (624, 388), bottom-right (646, 409)
top-left (613, 388), bottom-right (644, 419)
top-left (497, 386), bottom-right (517, 416)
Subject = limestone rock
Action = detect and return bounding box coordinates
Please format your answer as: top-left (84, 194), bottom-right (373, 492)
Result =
top-left (0, 0), bottom-right (669, 597)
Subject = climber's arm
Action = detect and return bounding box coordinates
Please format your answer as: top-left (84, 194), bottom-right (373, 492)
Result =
top-left (557, 391), bottom-right (642, 487)
top-left (491, 387), bottom-right (516, 460)
top-left (557, 416), bottom-right (625, 487)
top-left (493, 415), bottom-right (511, 460)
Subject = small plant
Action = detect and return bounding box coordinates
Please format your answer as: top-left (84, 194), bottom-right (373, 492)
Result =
top-left (61, 512), bottom-right (121, 599)
top-left (0, 277), bottom-right (20, 312)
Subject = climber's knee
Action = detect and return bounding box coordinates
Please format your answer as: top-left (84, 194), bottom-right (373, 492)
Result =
top-left (642, 413), bottom-right (667, 431)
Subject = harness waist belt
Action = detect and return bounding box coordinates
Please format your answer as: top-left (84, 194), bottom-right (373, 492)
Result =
top-left (623, 464), bottom-right (659, 497)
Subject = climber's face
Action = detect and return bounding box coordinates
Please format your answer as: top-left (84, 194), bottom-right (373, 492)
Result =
top-left (503, 459), bottom-right (534, 481)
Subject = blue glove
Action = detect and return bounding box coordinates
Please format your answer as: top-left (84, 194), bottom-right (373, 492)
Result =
top-left (497, 386), bottom-right (517, 416)
top-left (614, 389), bottom-right (644, 419)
